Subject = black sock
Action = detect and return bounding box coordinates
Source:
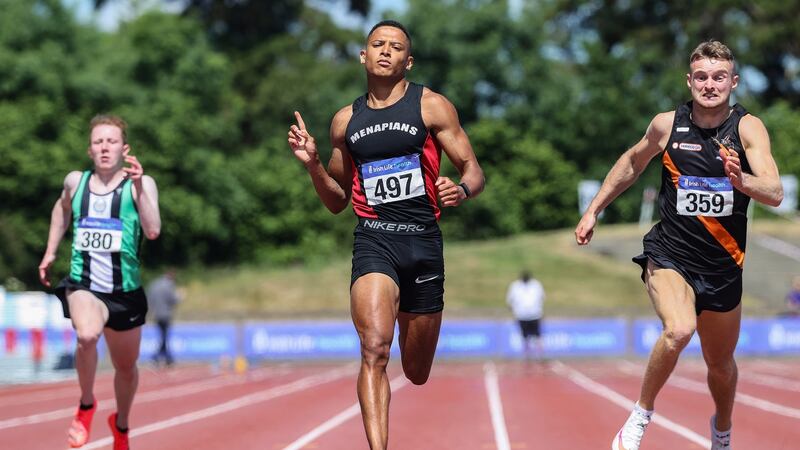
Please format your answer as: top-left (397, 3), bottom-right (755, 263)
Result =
top-left (79, 402), bottom-right (94, 410)
top-left (116, 424), bottom-right (129, 434)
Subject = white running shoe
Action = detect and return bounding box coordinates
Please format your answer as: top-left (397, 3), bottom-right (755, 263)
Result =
top-left (710, 415), bottom-right (731, 449)
top-left (611, 404), bottom-right (652, 450)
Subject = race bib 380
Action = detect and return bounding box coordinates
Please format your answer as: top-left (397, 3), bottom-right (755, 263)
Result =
top-left (74, 217), bottom-right (123, 252)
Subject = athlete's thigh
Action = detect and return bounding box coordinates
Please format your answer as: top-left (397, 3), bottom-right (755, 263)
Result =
top-left (644, 260), bottom-right (696, 329)
top-left (351, 273), bottom-right (401, 344)
top-left (103, 326), bottom-right (142, 369)
top-left (696, 303), bottom-right (741, 361)
top-left (397, 311), bottom-right (442, 362)
top-left (66, 289), bottom-right (109, 334)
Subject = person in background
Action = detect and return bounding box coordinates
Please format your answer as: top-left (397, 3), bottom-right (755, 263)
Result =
top-left (506, 270), bottom-right (545, 361)
top-left (146, 269), bottom-right (181, 366)
top-left (783, 275), bottom-right (800, 317)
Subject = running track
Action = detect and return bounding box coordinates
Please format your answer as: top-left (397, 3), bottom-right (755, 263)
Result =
top-left (2, 358), bottom-right (798, 449)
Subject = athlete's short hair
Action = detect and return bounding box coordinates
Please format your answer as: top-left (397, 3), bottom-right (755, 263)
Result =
top-left (89, 114), bottom-right (128, 143)
top-left (690, 40), bottom-right (736, 72)
top-left (368, 20), bottom-right (412, 53)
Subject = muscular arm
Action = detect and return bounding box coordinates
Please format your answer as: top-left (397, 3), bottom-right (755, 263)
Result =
top-left (575, 112), bottom-right (673, 244)
top-left (316, 108), bottom-right (354, 213)
top-left (38, 171), bottom-right (81, 286)
top-left (133, 175), bottom-right (161, 240)
top-left (731, 115), bottom-right (783, 206)
top-left (421, 90), bottom-right (485, 206)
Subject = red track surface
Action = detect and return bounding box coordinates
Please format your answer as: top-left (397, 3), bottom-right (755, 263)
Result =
top-left (2, 358), bottom-right (798, 449)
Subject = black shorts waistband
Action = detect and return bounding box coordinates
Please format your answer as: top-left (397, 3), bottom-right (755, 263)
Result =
top-left (357, 218), bottom-right (439, 235)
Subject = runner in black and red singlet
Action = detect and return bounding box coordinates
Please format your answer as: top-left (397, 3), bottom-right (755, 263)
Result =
top-left (575, 41), bottom-right (783, 450)
top-left (288, 20), bottom-right (484, 450)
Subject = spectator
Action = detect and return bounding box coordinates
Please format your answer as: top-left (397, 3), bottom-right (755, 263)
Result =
top-left (146, 269), bottom-right (180, 366)
top-left (784, 276), bottom-right (800, 317)
top-left (506, 270), bottom-right (545, 360)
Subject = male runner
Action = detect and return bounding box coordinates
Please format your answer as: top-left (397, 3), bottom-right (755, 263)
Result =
top-left (39, 114), bottom-right (161, 450)
top-left (575, 40), bottom-right (782, 450)
top-left (288, 20), bottom-right (484, 449)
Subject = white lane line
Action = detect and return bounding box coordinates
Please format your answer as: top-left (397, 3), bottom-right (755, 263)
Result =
top-left (0, 365), bottom-right (290, 430)
top-left (617, 361), bottom-right (800, 420)
top-left (753, 234), bottom-right (800, 262)
top-left (0, 365), bottom-right (215, 406)
top-left (551, 361), bottom-right (710, 448)
top-left (483, 361), bottom-right (511, 450)
top-left (282, 374), bottom-right (409, 450)
top-left (678, 360), bottom-right (800, 392)
top-left (739, 371), bottom-right (800, 392)
top-left (83, 365), bottom-right (356, 449)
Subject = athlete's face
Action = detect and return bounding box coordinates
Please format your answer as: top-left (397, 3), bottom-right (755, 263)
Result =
top-left (360, 26), bottom-right (413, 77)
top-left (687, 57), bottom-right (738, 110)
top-left (88, 124), bottom-right (129, 171)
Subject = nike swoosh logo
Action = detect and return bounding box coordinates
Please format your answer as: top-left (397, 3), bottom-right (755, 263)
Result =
top-left (414, 275), bottom-right (439, 284)
top-left (129, 315), bottom-right (140, 322)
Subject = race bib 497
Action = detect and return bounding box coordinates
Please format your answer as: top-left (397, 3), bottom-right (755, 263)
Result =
top-left (361, 154), bottom-right (425, 205)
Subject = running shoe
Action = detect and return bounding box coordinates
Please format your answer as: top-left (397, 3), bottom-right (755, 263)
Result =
top-left (107, 413), bottom-right (130, 450)
top-left (67, 398), bottom-right (97, 448)
top-left (611, 404), bottom-right (652, 450)
top-left (710, 415), bottom-right (731, 449)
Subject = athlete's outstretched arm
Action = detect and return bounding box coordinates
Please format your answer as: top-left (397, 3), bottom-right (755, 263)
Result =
top-left (725, 114), bottom-right (783, 207)
top-left (38, 171), bottom-right (81, 287)
top-left (288, 109), bottom-right (353, 213)
top-left (575, 112), bottom-right (673, 245)
top-left (421, 90), bottom-right (485, 207)
top-left (127, 154), bottom-right (161, 240)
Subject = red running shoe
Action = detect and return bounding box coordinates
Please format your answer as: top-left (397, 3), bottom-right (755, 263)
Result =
top-left (107, 413), bottom-right (130, 450)
top-left (67, 398), bottom-right (97, 448)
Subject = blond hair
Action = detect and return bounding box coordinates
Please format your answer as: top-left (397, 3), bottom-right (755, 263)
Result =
top-left (89, 114), bottom-right (128, 143)
top-left (690, 40), bottom-right (736, 72)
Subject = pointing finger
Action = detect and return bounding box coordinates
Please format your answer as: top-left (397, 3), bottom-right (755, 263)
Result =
top-left (294, 111), bottom-right (306, 131)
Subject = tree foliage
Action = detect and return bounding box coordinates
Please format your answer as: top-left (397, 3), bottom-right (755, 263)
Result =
top-left (2, 0), bottom-right (799, 288)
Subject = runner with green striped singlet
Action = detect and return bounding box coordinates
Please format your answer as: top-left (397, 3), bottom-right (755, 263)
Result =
top-left (38, 114), bottom-right (161, 450)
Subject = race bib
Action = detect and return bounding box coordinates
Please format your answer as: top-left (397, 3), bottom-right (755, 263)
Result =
top-left (361, 154), bottom-right (425, 205)
top-left (676, 176), bottom-right (733, 217)
top-left (74, 217), bottom-right (123, 252)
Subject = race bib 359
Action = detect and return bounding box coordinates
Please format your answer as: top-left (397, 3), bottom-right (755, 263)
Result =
top-left (676, 176), bottom-right (734, 217)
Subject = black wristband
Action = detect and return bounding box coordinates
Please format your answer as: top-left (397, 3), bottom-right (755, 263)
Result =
top-left (459, 182), bottom-right (471, 198)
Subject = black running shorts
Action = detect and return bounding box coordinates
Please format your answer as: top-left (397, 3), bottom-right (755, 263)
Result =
top-left (55, 278), bottom-right (148, 331)
top-left (632, 253), bottom-right (742, 315)
top-left (351, 220), bottom-right (444, 314)
top-left (518, 319), bottom-right (541, 338)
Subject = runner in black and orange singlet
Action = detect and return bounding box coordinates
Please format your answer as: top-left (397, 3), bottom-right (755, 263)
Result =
top-left (288, 20), bottom-right (484, 450)
top-left (575, 41), bottom-right (783, 450)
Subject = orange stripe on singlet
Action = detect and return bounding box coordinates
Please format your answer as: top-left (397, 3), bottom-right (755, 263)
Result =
top-left (662, 151), bottom-right (745, 268)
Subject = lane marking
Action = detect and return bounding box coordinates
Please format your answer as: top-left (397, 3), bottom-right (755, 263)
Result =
top-left (483, 361), bottom-right (511, 450)
top-left (0, 365), bottom-right (211, 406)
top-left (282, 374), bottom-right (409, 450)
top-left (0, 365), bottom-right (296, 430)
top-left (753, 234), bottom-right (800, 262)
top-left (82, 364), bottom-right (356, 449)
top-left (551, 360), bottom-right (710, 448)
top-left (677, 360), bottom-right (800, 392)
top-left (618, 361), bottom-right (800, 419)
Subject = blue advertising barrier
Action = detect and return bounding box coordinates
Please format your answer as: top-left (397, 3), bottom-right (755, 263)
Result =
top-left (242, 319), bottom-right (629, 360)
top-left (140, 323), bottom-right (238, 360)
top-left (632, 318), bottom-right (800, 356)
